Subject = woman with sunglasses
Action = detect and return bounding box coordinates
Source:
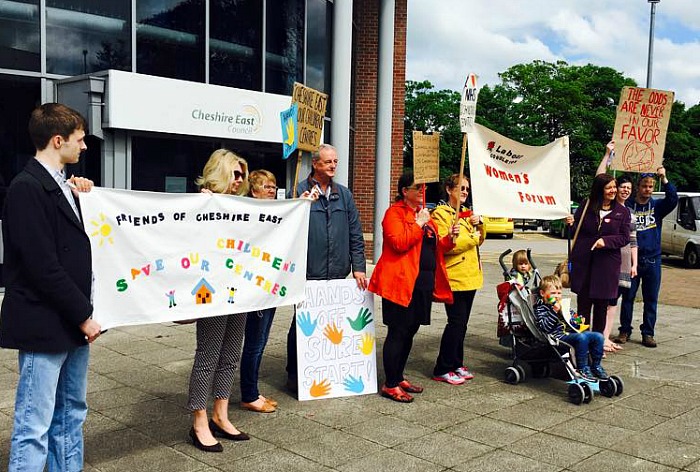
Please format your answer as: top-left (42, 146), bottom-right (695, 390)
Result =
top-left (186, 149), bottom-right (250, 453)
top-left (595, 141), bottom-right (637, 353)
top-left (369, 172), bottom-right (457, 403)
top-left (431, 174), bottom-right (485, 385)
top-left (239, 170), bottom-right (279, 413)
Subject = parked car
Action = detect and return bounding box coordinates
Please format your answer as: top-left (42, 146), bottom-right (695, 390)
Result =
top-left (482, 216), bottom-right (514, 238)
top-left (514, 218), bottom-right (540, 230)
top-left (545, 202), bottom-right (579, 238)
top-left (657, 191), bottom-right (700, 268)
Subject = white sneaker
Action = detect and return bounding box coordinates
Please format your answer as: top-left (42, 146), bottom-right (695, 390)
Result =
top-left (455, 366), bottom-right (474, 380)
top-left (432, 372), bottom-right (465, 385)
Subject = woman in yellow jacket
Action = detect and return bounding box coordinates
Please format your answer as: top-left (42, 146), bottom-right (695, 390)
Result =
top-left (431, 174), bottom-right (485, 385)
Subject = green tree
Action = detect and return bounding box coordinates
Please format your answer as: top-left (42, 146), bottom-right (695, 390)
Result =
top-left (404, 80), bottom-right (462, 180)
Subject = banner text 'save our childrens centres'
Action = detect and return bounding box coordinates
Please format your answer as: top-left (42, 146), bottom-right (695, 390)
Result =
top-left (79, 188), bottom-right (310, 329)
top-left (467, 123), bottom-right (571, 220)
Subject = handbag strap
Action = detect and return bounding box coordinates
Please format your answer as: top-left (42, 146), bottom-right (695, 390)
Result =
top-left (570, 199), bottom-right (590, 253)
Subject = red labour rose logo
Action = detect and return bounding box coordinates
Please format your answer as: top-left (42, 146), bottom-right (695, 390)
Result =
top-left (487, 141), bottom-right (495, 150)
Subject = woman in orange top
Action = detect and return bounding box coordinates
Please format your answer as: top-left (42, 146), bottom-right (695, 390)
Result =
top-left (369, 172), bottom-right (456, 403)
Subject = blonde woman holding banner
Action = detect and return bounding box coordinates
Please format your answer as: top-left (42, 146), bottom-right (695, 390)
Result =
top-left (186, 149), bottom-right (250, 453)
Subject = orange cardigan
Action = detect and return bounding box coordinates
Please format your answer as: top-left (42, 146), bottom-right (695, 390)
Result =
top-left (369, 201), bottom-right (454, 307)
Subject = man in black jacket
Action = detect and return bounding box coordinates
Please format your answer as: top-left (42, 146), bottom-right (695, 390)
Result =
top-left (1, 103), bottom-right (101, 471)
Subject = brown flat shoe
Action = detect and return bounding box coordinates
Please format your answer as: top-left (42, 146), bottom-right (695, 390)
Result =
top-left (241, 400), bottom-right (276, 413)
top-left (260, 395), bottom-right (278, 407)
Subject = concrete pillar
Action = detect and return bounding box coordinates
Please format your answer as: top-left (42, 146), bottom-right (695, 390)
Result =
top-left (330, 0), bottom-right (353, 186)
top-left (373, 0), bottom-right (395, 260)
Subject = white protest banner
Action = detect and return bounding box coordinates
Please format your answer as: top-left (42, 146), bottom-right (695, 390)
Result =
top-left (79, 188), bottom-right (310, 329)
top-left (460, 73), bottom-right (479, 133)
top-left (467, 123), bottom-right (570, 219)
top-left (295, 279), bottom-right (377, 401)
top-left (611, 86), bottom-right (674, 172)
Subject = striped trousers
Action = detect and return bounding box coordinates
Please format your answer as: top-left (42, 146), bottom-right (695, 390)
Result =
top-left (187, 313), bottom-right (247, 411)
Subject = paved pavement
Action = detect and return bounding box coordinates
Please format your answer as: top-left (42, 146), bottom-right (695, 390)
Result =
top-left (1, 232), bottom-right (699, 471)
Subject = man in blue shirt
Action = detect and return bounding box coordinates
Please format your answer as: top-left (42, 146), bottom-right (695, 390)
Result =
top-left (615, 167), bottom-right (677, 348)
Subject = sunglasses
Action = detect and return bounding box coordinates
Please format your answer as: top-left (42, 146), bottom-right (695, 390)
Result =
top-left (459, 186), bottom-right (470, 192)
top-left (406, 184), bottom-right (425, 191)
top-left (640, 173), bottom-right (655, 178)
top-left (232, 170), bottom-right (245, 180)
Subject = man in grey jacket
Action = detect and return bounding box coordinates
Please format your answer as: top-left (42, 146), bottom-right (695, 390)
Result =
top-left (286, 144), bottom-right (367, 391)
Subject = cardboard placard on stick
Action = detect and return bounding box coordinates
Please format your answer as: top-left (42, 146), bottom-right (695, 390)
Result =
top-left (291, 82), bottom-right (328, 153)
top-left (412, 131), bottom-right (440, 184)
top-left (610, 86), bottom-right (674, 172)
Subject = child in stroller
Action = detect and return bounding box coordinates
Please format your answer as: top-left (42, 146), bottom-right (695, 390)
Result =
top-left (534, 275), bottom-right (606, 381)
top-left (497, 249), bottom-right (623, 404)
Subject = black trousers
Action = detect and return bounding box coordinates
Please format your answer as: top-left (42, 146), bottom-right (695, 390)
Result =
top-left (433, 290), bottom-right (476, 376)
top-left (382, 289), bottom-right (432, 388)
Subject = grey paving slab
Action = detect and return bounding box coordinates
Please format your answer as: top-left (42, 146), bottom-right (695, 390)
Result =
top-left (568, 450), bottom-right (678, 472)
top-left (609, 431), bottom-right (700, 469)
top-left (2, 245), bottom-right (700, 471)
top-left (451, 449), bottom-right (561, 472)
top-left (335, 447), bottom-right (444, 472)
top-left (394, 430), bottom-right (494, 468)
top-left (506, 432), bottom-right (601, 469)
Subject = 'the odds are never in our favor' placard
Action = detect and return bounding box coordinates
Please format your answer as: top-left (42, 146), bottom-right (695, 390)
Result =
top-left (611, 86), bottom-right (674, 172)
top-left (412, 131), bottom-right (440, 184)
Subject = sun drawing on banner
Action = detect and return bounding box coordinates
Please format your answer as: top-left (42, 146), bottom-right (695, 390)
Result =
top-left (89, 213), bottom-right (114, 246)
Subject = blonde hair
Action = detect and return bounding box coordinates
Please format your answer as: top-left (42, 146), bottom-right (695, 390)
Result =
top-left (195, 149), bottom-right (249, 195)
top-left (511, 250), bottom-right (530, 270)
top-left (248, 169), bottom-right (276, 197)
top-left (539, 275), bottom-right (562, 292)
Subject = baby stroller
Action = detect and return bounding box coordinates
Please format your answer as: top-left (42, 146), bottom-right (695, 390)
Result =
top-left (496, 249), bottom-right (624, 405)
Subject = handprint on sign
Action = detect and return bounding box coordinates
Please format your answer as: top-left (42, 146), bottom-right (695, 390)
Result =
top-left (359, 333), bottom-right (375, 355)
top-left (323, 322), bottom-right (343, 345)
top-left (622, 140), bottom-right (655, 172)
top-left (309, 379), bottom-right (332, 397)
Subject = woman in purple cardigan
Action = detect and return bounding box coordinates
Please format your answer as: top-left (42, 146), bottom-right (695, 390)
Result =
top-left (570, 173), bottom-right (631, 333)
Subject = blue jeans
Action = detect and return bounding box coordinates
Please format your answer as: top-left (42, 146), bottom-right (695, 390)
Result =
top-left (620, 256), bottom-right (661, 336)
top-left (9, 345), bottom-right (90, 472)
top-left (240, 308), bottom-right (276, 403)
top-left (561, 331), bottom-right (604, 368)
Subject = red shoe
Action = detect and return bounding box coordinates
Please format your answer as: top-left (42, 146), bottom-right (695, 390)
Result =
top-left (398, 379), bottom-right (424, 393)
top-left (380, 385), bottom-right (413, 403)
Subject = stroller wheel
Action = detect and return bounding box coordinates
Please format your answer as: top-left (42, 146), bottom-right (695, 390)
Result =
top-left (610, 375), bottom-right (624, 396)
top-left (581, 382), bottom-right (594, 403)
top-left (531, 363), bottom-right (550, 379)
top-left (504, 366), bottom-right (521, 385)
top-left (515, 364), bottom-right (526, 382)
top-left (568, 383), bottom-right (585, 405)
top-left (599, 379), bottom-right (617, 398)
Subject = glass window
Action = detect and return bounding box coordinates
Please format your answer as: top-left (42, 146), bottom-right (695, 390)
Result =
top-left (46, 1), bottom-right (131, 75)
top-left (306, 0), bottom-right (331, 94)
top-left (210, 0), bottom-right (262, 90)
top-left (265, 0), bottom-right (304, 95)
top-left (137, 0), bottom-right (205, 82)
top-left (0, 0), bottom-right (40, 71)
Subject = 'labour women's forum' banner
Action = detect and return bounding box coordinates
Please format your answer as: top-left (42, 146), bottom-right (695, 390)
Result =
top-left (295, 279), bottom-right (377, 401)
top-left (467, 123), bottom-right (571, 220)
top-left (79, 188), bottom-right (310, 329)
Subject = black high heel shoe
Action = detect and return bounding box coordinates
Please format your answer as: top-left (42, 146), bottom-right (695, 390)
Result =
top-left (189, 427), bottom-right (223, 453)
top-left (208, 419), bottom-right (250, 441)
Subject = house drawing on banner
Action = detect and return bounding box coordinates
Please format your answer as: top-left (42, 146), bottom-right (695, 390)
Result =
top-left (192, 278), bottom-right (216, 304)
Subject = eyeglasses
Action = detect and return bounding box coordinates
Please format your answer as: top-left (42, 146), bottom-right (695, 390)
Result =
top-left (406, 184), bottom-right (425, 191)
top-left (232, 170), bottom-right (245, 180)
top-left (263, 185), bottom-right (277, 191)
